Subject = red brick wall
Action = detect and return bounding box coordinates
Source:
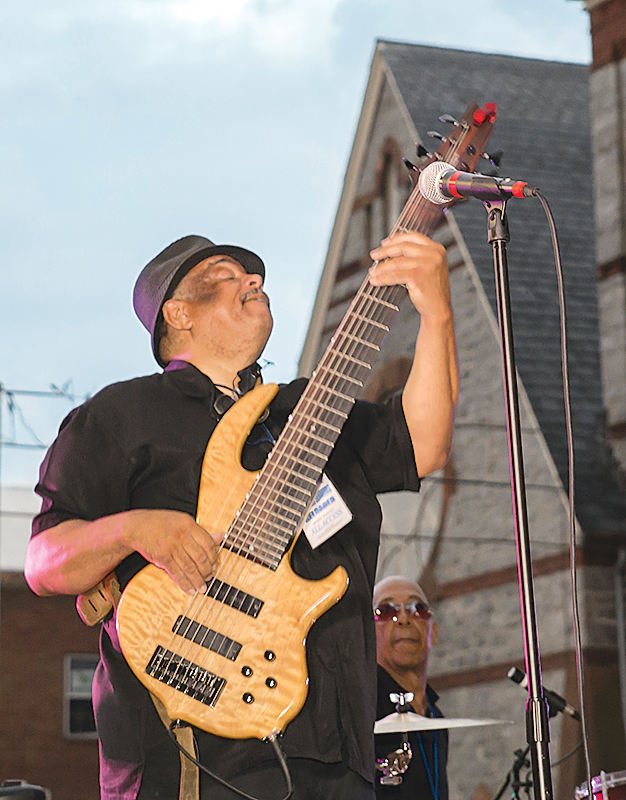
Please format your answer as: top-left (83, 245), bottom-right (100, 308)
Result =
top-left (590, 0), bottom-right (626, 69)
top-left (0, 573), bottom-right (100, 799)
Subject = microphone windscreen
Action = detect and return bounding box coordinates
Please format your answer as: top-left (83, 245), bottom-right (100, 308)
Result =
top-left (418, 161), bottom-right (454, 205)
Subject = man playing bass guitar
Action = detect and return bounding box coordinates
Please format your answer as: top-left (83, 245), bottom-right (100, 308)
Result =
top-left (25, 228), bottom-right (457, 800)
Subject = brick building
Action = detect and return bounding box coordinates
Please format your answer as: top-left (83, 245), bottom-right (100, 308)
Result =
top-left (0, 573), bottom-right (100, 799)
top-left (0, 486), bottom-right (100, 798)
top-left (299, 40), bottom-right (626, 799)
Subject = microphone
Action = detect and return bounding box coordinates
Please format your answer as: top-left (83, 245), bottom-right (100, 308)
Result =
top-left (418, 160), bottom-right (538, 205)
top-left (508, 666), bottom-right (581, 721)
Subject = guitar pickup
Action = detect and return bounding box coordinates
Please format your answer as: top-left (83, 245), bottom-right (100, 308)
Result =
top-left (173, 616), bottom-right (242, 661)
top-left (205, 577), bottom-right (264, 618)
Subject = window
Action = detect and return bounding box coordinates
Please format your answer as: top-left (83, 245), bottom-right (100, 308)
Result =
top-left (64, 654), bottom-right (99, 739)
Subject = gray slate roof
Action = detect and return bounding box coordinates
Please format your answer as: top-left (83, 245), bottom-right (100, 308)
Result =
top-left (380, 40), bottom-right (626, 536)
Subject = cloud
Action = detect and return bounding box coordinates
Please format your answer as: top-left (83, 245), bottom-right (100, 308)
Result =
top-left (0, 0), bottom-right (346, 90)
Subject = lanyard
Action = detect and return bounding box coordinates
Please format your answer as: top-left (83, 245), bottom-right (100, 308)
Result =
top-left (415, 696), bottom-right (439, 800)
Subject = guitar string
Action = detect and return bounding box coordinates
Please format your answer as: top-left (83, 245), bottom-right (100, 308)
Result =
top-left (153, 129), bottom-right (470, 697)
top-left (175, 257), bottom-right (423, 681)
top-left (155, 170), bottom-right (444, 688)
top-left (152, 146), bottom-right (449, 689)
top-left (159, 278), bottom-right (413, 695)
top-left (176, 291), bottom-right (388, 679)
top-left (161, 274), bottom-right (406, 686)
top-left (149, 152), bottom-right (443, 688)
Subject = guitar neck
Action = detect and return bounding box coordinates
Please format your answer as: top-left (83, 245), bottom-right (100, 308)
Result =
top-left (225, 101), bottom-right (496, 567)
top-left (225, 188), bottom-right (445, 568)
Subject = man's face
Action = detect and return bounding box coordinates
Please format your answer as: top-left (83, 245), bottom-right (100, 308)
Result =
top-left (173, 254), bottom-right (273, 366)
top-left (373, 577), bottom-right (438, 674)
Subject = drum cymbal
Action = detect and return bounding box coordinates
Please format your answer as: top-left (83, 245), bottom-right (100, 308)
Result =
top-left (374, 712), bottom-right (513, 734)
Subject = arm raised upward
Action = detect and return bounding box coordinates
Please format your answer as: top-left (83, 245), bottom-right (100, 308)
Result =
top-left (368, 230), bottom-right (458, 477)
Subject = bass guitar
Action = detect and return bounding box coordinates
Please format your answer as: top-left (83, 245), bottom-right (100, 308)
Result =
top-left (116, 101), bottom-right (497, 740)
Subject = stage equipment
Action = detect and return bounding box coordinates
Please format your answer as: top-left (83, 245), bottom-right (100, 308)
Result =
top-left (575, 770), bottom-right (626, 800)
top-left (374, 713), bottom-right (512, 734)
top-left (418, 158), bottom-right (558, 799)
top-left (509, 666), bottom-right (581, 720)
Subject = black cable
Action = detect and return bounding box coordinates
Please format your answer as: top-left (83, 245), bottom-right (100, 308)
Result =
top-left (551, 739), bottom-right (584, 769)
top-left (536, 190), bottom-right (593, 791)
top-left (167, 722), bottom-right (294, 800)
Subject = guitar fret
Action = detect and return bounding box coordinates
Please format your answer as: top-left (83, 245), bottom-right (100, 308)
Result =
top-left (233, 503), bottom-right (296, 537)
top-left (303, 400), bottom-right (350, 420)
top-left (314, 364), bottom-right (364, 387)
top-left (225, 536), bottom-right (284, 567)
top-left (278, 452), bottom-right (324, 477)
top-left (280, 475), bottom-right (318, 493)
top-left (333, 353), bottom-right (371, 371)
top-left (347, 312), bottom-right (389, 331)
top-left (340, 332), bottom-right (380, 351)
top-left (294, 420), bottom-right (341, 443)
top-left (314, 386), bottom-right (356, 405)
top-left (235, 536), bottom-right (285, 559)
top-left (272, 493), bottom-right (309, 510)
top-left (236, 513), bottom-right (294, 540)
top-left (268, 500), bottom-right (306, 521)
top-left (252, 478), bottom-right (315, 521)
top-left (366, 295), bottom-right (400, 311)
top-left (298, 433), bottom-right (334, 451)
top-left (263, 446), bottom-right (327, 474)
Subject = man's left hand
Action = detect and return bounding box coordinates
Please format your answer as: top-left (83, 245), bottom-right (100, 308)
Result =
top-left (368, 231), bottom-right (452, 322)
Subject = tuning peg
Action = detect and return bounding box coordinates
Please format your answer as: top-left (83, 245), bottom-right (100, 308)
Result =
top-left (415, 143), bottom-right (430, 158)
top-left (483, 149), bottom-right (503, 167)
top-left (438, 113), bottom-right (459, 126)
top-left (427, 130), bottom-right (446, 142)
top-left (403, 158), bottom-right (418, 185)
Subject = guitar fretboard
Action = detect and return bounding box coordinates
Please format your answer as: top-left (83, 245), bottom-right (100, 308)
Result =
top-left (222, 102), bottom-right (494, 568)
top-left (224, 211), bottom-right (440, 569)
top-left (227, 278), bottom-right (408, 568)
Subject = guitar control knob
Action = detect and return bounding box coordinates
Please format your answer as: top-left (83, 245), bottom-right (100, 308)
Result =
top-left (266, 677), bottom-right (277, 689)
top-left (241, 666), bottom-right (253, 677)
top-left (264, 650), bottom-right (276, 661)
top-left (243, 693), bottom-right (255, 704)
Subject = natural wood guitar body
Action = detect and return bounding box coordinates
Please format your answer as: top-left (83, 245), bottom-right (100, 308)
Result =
top-left (117, 383), bottom-right (349, 740)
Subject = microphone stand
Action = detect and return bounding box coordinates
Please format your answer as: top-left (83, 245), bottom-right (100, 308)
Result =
top-left (483, 200), bottom-right (554, 800)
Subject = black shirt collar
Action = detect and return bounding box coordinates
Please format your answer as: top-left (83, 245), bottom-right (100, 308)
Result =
top-left (164, 360), bottom-right (218, 399)
top-left (163, 359), bottom-right (263, 404)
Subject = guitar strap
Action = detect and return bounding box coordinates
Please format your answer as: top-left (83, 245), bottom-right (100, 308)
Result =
top-left (76, 571), bottom-right (121, 626)
top-left (150, 694), bottom-right (200, 800)
top-left (76, 576), bottom-right (200, 800)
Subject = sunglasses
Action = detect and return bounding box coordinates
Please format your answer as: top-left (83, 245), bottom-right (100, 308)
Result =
top-left (374, 600), bottom-right (432, 622)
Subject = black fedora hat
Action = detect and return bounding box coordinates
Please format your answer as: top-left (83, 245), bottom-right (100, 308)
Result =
top-left (133, 235), bottom-right (265, 367)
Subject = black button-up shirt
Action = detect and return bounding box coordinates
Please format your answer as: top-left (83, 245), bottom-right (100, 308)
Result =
top-left (33, 362), bottom-right (420, 798)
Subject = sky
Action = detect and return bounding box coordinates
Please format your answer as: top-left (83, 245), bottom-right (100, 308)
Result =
top-left (0, 0), bottom-right (592, 487)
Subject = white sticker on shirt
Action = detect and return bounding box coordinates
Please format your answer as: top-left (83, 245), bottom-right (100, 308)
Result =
top-left (302, 474), bottom-right (353, 549)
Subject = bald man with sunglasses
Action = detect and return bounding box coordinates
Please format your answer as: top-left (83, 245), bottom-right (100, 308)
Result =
top-left (373, 576), bottom-right (449, 800)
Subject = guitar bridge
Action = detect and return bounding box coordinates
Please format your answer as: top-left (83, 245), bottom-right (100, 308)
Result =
top-left (146, 646), bottom-right (226, 707)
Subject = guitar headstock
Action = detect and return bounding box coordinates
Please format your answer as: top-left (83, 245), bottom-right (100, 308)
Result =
top-left (406, 101), bottom-right (497, 196)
